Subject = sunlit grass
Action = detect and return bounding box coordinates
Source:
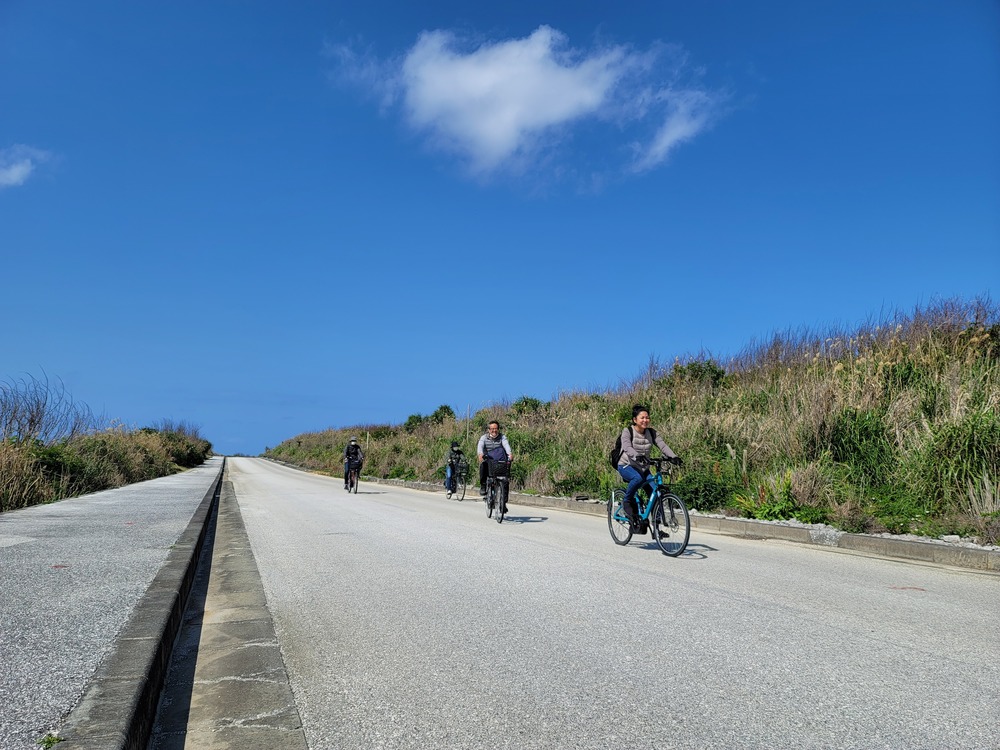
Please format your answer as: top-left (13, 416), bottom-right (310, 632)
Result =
top-left (1, 375), bottom-right (212, 511)
top-left (270, 296), bottom-right (999, 544)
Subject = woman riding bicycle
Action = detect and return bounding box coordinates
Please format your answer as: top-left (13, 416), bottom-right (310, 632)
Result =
top-left (616, 404), bottom-right (681, 533)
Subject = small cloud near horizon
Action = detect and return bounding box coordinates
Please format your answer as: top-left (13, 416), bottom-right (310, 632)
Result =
top-left (0, 145), bottom-right (52, 189)
top-left (327, 25), bottom-right (727, 181)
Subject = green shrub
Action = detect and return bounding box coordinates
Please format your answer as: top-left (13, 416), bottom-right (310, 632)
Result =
top-left (829, 408), bottom-right (895, 487)
top-left (673, 463), bottom-right (741, 512)
top-left (511, 396), bottom-right (545, 416)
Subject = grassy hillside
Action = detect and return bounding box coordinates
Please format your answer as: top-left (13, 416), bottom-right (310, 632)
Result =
top-left (1, 375), bottom-right (213, 512)
top-left (265, 298), bottom-right (1000, 545)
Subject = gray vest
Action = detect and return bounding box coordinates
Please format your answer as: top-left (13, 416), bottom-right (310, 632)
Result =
top-left (483, 434), bottom-right (507, 461)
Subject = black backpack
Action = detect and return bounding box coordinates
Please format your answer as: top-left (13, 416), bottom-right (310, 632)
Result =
top-left (609, 426), bottom-right (656, 469)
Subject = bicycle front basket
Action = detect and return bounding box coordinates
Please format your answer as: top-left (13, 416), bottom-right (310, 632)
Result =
top-left (455, 458), bottom-right (469, 473)
top-left (488, 460), bottom-right (510, 477)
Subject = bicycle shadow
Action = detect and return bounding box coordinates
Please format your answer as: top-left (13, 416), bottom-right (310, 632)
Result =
top-left (631, 538), bottom-right (716, 560)
top-left (498, 514), bottom-right (548, 524)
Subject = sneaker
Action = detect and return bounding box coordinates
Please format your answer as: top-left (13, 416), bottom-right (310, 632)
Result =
top-left (343, 484), bottom-right (348, 490)
top-left (479, 488), bottom-right (487, 496)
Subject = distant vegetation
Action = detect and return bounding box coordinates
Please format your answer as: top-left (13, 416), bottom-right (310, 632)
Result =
top-left (0, 374), bottom-right (213, 512)
top-left (267, 297), bottom-right (1000, 545)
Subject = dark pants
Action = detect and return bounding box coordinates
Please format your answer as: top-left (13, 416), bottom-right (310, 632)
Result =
top-left (480, 458), bottom-right (508, 491)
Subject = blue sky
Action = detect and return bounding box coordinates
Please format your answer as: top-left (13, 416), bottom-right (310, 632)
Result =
top-left (2, 1), bottom-right (998, 456)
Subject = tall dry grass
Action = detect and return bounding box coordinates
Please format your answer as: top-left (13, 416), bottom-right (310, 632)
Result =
top-left (1, 374), bottom-right (213, 512)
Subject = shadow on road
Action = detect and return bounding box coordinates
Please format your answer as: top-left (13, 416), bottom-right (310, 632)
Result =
top-left (630, 538), bottom-right (716, 560)
top-left (498, 514), bottom-right (548, 524)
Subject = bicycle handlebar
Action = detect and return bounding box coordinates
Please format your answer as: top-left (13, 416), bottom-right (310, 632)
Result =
top-left (638, 456), bottom-right (680, 472)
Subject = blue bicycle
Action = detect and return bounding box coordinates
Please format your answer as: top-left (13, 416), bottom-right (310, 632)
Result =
top-left (608, 457), bottom-right (690, 556)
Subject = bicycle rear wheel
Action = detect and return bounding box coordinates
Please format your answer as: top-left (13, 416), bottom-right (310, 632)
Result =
top-left (486, 479), bottom-right (494, 517)
top-left (608, 489), bottom-right (632, 545)
top-left (652, 493), bottom-right (689, 556)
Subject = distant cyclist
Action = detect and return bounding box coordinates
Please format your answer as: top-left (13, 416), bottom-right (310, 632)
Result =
top-left (343, 436), bottom-right (364, 490)
top-left (444, 441), bottom-right (465, 494)
top-left (616, 404), bottom-right (681, 532)
top-left (477, 421), bottom-right (512, 496)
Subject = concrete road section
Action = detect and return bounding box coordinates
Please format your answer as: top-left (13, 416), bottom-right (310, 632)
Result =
top-left (229, 457), bottom-right (1000, 749)
top-left (0, 457), bottom-right (224, 750)
top-left (149, 477), bottom-right (307, 749)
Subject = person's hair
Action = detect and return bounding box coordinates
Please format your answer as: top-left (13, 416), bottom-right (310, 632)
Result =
top-left (631, 404), bottom-right (650, 422)
top-left (488, 420), bottom-right (501, 430)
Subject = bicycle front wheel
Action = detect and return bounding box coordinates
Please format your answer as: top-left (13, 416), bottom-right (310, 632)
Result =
top-left (457, 471), bottom-right (467, 502)
top-left (652, 493), bottom-right (689, 556)
top-left (495, 481), bottom-right (506, 524)
top-left (608, 489), bottom-right (632, 545)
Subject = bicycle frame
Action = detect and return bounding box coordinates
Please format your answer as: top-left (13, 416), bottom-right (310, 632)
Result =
top-left (634, 462), bottom-right (672, 520)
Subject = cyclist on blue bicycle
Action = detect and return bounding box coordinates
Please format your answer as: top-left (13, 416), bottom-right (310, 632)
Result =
top-left (477, 421), bottom-right (513, 496)
top-left (616, 404), bottom-right (681, 532)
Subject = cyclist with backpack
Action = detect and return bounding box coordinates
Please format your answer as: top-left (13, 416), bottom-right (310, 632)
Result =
top-left (343, 436), bottom-right (364, 490)
top-left (614, 404), bottom-right (681, 532)
top-left (477, 421), bottom-right (513, 496)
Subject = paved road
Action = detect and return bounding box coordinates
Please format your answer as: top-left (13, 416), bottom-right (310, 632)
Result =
top-left (228, 457), bottom-right (1000, 750)
top-left (0, 457), bottom-right (224, 750)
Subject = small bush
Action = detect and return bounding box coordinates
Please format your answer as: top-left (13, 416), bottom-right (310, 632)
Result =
top-left (829, 408), bottom-right (895, 487)
top-left (673, 462), bottom-right (741, 512)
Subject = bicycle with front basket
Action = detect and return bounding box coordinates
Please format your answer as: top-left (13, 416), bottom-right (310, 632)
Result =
top-left (608, 457), bottom-right (690, 556)
top-left (346, 460), bottom-right (362, 494)
top-left (484, 459), bottom-right (510, 524)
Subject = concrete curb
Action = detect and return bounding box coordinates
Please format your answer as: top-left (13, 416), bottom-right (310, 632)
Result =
top-left (361, 475), bottom-right (1000, 573)
top-left (58, 460), bottom-right (226, 750)
top-left (149, 477), bottom-right (308, 749)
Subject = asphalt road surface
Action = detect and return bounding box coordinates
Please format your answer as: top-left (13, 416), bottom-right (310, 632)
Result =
top-left (228, 457), bottom-right (999, 750)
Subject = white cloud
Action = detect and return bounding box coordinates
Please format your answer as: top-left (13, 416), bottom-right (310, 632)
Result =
top-left (631, 89), bottom-right (716, 172)
top-left (400, 26), bottom-right (630, 173)
top-left (331, 26), bottom-right (726, 180)
top-left (0, 145), bottom-right (51, 189)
